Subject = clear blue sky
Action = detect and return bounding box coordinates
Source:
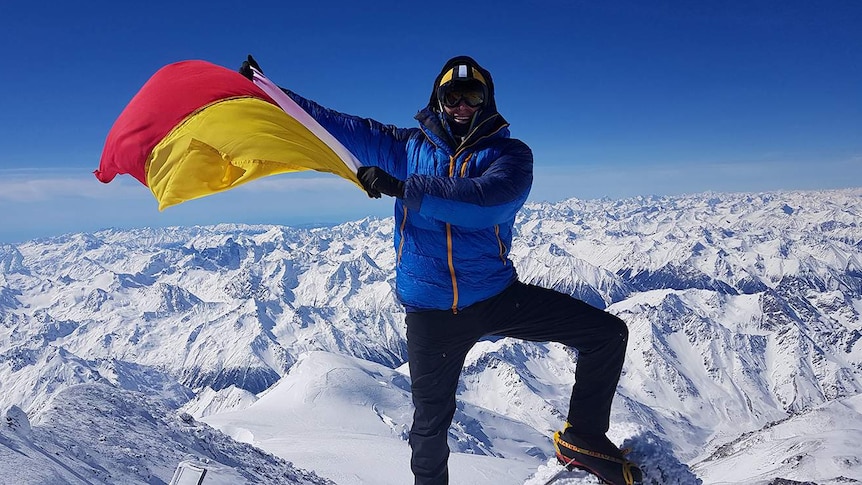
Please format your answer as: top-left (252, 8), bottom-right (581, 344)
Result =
top-left (1, 0), bottom-right (860, 243)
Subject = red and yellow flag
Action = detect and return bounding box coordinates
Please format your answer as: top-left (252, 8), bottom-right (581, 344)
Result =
top-left (95, 60), bottom-right (361, 210)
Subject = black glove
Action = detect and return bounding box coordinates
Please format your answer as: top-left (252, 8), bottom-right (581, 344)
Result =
top-left (357, 166), bottom-right (404, 199)
top-left (239, 55), bottom-right (262, 81)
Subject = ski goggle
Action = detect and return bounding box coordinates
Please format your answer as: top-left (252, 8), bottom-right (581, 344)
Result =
top-left (441, 89), bottom-right (485, 108)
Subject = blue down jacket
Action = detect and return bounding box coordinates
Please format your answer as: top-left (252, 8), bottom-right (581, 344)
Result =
top-left (285, 57), bottom-right (533, 312)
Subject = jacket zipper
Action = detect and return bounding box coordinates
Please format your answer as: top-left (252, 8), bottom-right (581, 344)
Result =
top-left (495, 224), bottom-right (508, 265)
top-left (446, 222), bottom-right (458, 313)
top-left (421, 117), bottom-right (511, 313)
top-left (397, 207), bottom-right (408, 266)
top-left (445, 152), bottom-right (476, 313)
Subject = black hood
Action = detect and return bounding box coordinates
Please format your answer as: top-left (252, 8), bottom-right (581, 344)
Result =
top-left (417, 55), bottom-right (508, 147)
top-left (427, 55), bottom-right (498, 115)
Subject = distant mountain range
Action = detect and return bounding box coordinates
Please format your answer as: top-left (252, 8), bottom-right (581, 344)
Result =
top-left (1, 188), bottom-right (860, 484)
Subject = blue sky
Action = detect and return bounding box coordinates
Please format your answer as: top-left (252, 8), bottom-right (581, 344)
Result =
top-left (1, 1), bottom-right (860, 244)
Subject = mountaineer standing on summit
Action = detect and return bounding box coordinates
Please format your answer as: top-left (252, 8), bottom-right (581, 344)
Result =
top-left (241, 54), bottom-right (642, 485)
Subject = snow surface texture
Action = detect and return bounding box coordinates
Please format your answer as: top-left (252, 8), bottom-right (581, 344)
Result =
top-left (1, 188), bottom-right (861, 484)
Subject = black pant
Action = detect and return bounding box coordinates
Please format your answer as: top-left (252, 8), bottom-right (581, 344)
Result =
top-left (406, 281), bottom-right (629, 485)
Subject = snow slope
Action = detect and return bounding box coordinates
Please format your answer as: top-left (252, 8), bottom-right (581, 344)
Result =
top-left (1, 383), bottom-right (333, 484)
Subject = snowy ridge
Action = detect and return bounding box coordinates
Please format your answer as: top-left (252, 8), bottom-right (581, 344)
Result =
top-left (1, 188), bottom-right (861, 484)
top-left (1, 384), bottom-right (333, 485)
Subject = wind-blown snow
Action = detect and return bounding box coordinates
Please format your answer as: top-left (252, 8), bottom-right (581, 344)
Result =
top-left (2, 188), bottom-right (861, 484)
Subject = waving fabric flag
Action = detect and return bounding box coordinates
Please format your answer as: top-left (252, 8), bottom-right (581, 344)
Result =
top-left (94, 60), bottom-right (362, 210)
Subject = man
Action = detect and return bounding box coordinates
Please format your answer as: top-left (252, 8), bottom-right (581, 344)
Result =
top-left (241, 55), bottom-right (642, 485)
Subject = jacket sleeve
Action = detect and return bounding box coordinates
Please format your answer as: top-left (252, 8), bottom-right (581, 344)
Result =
top-left (402, 140), bottom-right (533, 229)
top-left (283, 89), bottom-right (412, 179)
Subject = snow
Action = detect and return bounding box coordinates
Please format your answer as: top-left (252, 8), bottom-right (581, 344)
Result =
top-left (2, 188), bottom-right (862, 484)
top-left (694, 395), bottom-right (862, 484)
top-left (202, 351), bottom-right (539, 484)
top-left (3, 383), bottom-right (332, 485)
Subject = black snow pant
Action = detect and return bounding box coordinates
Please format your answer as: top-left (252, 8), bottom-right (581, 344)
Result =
top-left (406, 281), bottom-right (629, 485)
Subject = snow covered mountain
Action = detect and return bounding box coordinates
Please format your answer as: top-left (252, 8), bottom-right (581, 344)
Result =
top-left (1, 188), bottom-right (861, 484)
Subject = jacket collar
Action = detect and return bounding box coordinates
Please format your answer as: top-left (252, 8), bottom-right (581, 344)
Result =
top-left (415, 107), bottom-right (509, 152)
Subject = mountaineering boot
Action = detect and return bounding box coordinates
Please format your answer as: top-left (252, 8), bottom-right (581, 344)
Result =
top-left (553, 425), bottom-right (643, 485)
